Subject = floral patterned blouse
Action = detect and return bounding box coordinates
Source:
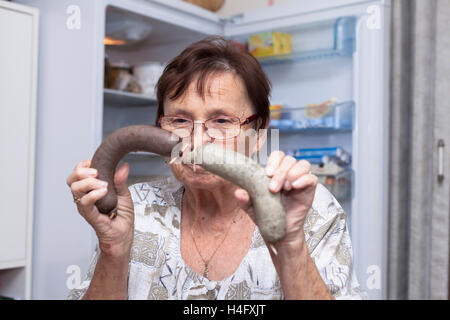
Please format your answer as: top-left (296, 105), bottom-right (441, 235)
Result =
top-left (67, 175), bottom-right (366, 300)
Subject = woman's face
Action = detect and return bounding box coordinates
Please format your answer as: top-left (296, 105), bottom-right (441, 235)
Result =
top-left (164, 72), bottom-right (263, 190)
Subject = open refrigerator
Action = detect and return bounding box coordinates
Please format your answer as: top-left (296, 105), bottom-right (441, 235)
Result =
top-left (17, 0), bottom-right (389, 299)
top-left (102, 0), bottom-right (390, 300)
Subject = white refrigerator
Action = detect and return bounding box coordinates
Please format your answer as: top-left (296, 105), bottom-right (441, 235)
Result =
top-left (16, 0), bottom-right (390, 299)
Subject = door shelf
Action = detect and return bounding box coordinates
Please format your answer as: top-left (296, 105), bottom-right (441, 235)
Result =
top-left (314, 168), bottom-right (353, 201)
top-left (104, 88), bottom-right (157, 107)
top-left (269, 101), bottom-right (354, 133)
top-left (257, 48), bottom-right (352, 66)
top-left (256, 16), bottom-right (357, 66)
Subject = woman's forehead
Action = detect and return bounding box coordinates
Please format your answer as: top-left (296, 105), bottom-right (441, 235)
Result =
top-left (165, 73), bottom-right (252, 115)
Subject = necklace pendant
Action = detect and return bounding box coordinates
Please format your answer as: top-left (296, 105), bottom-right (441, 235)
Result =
top-left (203, 264), bottom-right (209, 279)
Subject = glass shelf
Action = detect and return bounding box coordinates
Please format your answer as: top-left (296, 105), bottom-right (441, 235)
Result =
top-left (104, 88), bottom-right (157, 107)
top-left (257, 48), bottom-right (350, 65)
top-left (314, 168), bottom-right (353, 201)
top-left (269, 101), bottom-right (354, 133)
top-left (256, 16), bottom-right (357, 66)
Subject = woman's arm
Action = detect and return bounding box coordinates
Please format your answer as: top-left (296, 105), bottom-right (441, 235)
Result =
top-left (82, 251), bottom-right (130, 300)
top-left (270, 239), bottom-right (334, 300)
top-left (234, 151), bottom-right (335, 299)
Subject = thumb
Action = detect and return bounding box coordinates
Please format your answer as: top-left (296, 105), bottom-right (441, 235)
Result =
top-left (114, 162), bottom-right (130, 197)
top-left (234, 189), bottom-right (256, 222)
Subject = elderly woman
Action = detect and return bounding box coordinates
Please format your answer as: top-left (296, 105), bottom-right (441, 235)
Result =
top-left (66, 36), bottom-right (365, 300)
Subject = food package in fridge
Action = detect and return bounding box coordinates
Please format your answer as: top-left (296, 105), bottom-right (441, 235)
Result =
top-left (293, 147), bottom-right (352, 166)
top-left (304, 97), bottom-right (338, 119)
top-left (133, 61), bottom-right (165, 98)
top-left (269, 104), bottom-right (283, 120)
top-left (312, 166), bottom-right (352, 200)
top-left (106, 62), bottom-right (142, 94)
top-left (248, 32), bottom-right (292, 58)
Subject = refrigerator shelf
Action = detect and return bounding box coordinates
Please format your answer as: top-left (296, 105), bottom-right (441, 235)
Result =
top-left (269, 101), bottom-right (354, 133)
top-left (104, 88), bottom-right (157, 107)
top-left (256, 16), bottom-right (357, 66)
top-left (314, 168), bottom-right (353, 201)
top-left (257, 48), bottom-right (351, 66)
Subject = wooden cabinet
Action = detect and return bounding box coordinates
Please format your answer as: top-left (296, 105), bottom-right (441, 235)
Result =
top-left (0, 0), bottom-right (39, 300)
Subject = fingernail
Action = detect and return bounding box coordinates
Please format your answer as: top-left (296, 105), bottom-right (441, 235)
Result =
top-left (284, 180), bottom-right (291, 190)
top-left (266, 166), bottom-right (274, 176)
top-left (87, 169), bottom-right (97, 175)
top-left (269, 179), bottom-right (279, 192)
top-left (101, 181), bottom-right (108, 187)
top-left (292, 179), bottom-right (302, 188)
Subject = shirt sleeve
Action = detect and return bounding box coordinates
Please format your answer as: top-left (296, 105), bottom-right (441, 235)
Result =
top-left (304, 183), bottom-right (367, 300)
top-left (66, 244), bottom-right (100, 300)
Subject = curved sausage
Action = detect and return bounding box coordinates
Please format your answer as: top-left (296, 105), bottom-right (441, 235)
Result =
top-left (187, 143), bottom-right (286, 244)
top-left (90, 128), bottom-right (286, 244)
top-left (90, 125), bottom-right (180, 216)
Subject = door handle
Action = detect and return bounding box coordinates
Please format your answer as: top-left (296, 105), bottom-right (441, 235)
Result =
top-left (438, 139), bottom-right (444, 183)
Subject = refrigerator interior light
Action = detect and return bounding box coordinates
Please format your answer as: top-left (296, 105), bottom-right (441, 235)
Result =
top-left (105, 10), bottom-right (153, 46)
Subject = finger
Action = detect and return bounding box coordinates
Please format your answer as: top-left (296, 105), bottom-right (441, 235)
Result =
top-left (76, 159), bottom-right (91, 170)
top-left (114, 163), bottom-right (131, 197)
top-left (291, 172), bottom-right (318, 189)
top-left (269, 155), bottom-right (297, 193)
top-left (265, 151), bottom-right (285, 177)
top-left (284, 160), bottom-right (311, 191)
top-left (234, 189), bottom-right (256, 222)
top-left (67, 162), bottom-right (97, 187)
top-left (79, 187), bottom-right (108, 220)
top-left (234, 188), bottom-right (252, 211)
top-left (71, 177), bottom-right (108, 198)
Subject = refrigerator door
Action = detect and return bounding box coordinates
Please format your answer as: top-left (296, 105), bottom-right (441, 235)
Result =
top-left (224, 0), bottom-right (390, 299)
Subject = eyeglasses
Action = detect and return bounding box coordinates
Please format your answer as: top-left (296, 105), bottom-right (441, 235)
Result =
top-left (158, 113), bottom-right (259, 140)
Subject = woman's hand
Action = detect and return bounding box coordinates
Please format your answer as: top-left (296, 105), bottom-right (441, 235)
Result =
top-left (234, 151), bottom-right (318, 250)
top-left (66, 159), bottom-right (135, 258)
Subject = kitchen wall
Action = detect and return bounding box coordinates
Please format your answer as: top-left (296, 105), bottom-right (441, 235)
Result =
top-left (216, 0), bottom-right (295, 18)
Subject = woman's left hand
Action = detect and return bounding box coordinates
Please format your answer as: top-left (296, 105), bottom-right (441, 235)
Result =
top-left (234, 151), bottom-right (318, 250)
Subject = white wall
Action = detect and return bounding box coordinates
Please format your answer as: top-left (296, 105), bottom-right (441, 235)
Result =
top-left (14, 0), bottom-right (104, 299)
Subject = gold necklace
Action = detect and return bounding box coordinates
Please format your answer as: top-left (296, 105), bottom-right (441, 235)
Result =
top-left (190, 207), bottom-right (241, 280)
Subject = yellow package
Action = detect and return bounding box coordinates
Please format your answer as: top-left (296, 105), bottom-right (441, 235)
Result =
top-left (280, 33), bottom-right (292, 55)
top-left (249, 32), bottom-right (292, 58)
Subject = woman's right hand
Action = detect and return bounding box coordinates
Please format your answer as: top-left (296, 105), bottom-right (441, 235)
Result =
top-left (66, 159), bottom-right (135, 259)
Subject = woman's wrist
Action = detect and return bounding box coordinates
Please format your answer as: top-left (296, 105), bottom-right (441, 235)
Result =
top-left (99, 241), bottom-right (132, 260)
top-left (83, 249), bottom-right (130, 300)
top-left (272, 236), bottom-right (308, 269)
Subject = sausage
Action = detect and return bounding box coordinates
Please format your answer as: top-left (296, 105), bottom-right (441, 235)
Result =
top-left (91, 127), bottom-right (286, 244)
top-left (187, 143), bottom-right (286, 244)
top-left (90, 125), bottom-right (180, 216)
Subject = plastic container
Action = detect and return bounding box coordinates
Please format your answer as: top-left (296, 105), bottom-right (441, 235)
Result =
top-left (315, 169), bottom-right (353, 200)
top-left (133, 62), bottom-right (164, 98)
top-left (269, 101), bottom-right (354, 133)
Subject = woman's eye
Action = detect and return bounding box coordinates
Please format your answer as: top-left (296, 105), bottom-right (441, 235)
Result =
top-left (174, 118), bottom-right (189, 124)
top-left (214, 118), bottom-right (232, 124)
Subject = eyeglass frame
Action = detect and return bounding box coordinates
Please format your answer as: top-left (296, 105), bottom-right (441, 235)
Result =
top-left (157, 113), bottom-right (260, 140)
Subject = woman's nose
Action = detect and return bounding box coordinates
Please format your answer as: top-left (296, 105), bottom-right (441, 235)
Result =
top-left (191, 121), bottom-right (212, 151)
